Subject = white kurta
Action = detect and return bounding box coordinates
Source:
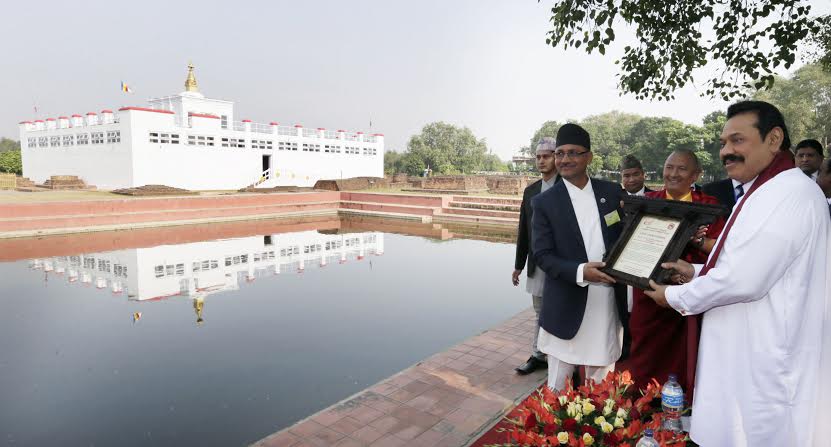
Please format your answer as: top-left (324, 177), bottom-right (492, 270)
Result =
top-left (665, 168), bottom-right (831, 446)
top-left (526, 176), bottom-right (558, 297)
top-left (537, 179), bottom-right (622, 366)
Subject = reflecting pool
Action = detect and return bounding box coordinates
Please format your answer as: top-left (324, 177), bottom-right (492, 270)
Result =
top-left (0, 218), bottom-right (526, 446)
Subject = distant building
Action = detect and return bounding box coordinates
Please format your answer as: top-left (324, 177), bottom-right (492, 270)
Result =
top-left (18, 64), bottom-right (384, 190)
top-left (511, 153), bottom-right (535, 171)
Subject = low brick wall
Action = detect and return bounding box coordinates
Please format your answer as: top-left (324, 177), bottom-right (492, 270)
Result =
top-left (486, 176), bottom-right (535, 195)
top-left (314, 177), bottom-right (390, 191)
top-left (423, 175), bottom-right (487, 191)
top-left (0, 173), bottom-right (15, 190)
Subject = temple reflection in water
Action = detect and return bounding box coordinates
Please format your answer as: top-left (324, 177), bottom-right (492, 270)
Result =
top-left (27, 230), bottom-right (384, 322)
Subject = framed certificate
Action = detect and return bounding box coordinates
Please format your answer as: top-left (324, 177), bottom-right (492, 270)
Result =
top-left (601, 195), bottom-right (729, 289)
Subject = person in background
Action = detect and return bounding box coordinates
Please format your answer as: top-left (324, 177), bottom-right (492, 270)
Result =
top-left (620, 154), bottom-right (652, 196)
top-left (619, 154), bottom-right (651, 313)
top-left (626, 149), bottom-right (725, 399)
top-left (795, 138), bottom-right (824, 180)
top-left (816, 158), bottom-right (831, 217)
top-left (512, 137), bottom-right (558, 375)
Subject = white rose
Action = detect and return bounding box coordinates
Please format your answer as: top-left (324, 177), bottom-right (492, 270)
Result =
top-left (582, 401), bottom-right (596, 416)
top-left (575, 412), bottom-right (583, 423)
top-left (600, 421), bottom-right (614, 433)
top-left (616, 407), bottom-right (627, 419)
top-left (594, 416), bottom-right (606, 425)
top-left (557, 432), bottom-right (569, 444)
top-left (566, 403), bottom-right (577, 417)
top-left (614, 416), bottom-right (625, 428)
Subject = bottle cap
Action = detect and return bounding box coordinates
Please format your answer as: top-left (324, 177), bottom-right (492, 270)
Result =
top-left (668, 374), bottom-right (678, 381)
top-left (644, 429), bottom-right (654, 437)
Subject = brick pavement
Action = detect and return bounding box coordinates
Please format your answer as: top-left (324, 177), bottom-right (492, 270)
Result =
top-left (253, 308), bottom-right (546, 447)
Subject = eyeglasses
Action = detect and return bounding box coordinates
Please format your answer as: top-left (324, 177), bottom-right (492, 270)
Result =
top-left (553, 150), bottom-right (590, 160)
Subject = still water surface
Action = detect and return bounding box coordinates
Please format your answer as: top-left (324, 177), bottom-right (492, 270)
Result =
top-left (0, 222), bottom-right (526, 446)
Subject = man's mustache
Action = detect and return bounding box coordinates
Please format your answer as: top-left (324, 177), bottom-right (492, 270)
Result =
top-left (722, 154), bottom-right (745, 165)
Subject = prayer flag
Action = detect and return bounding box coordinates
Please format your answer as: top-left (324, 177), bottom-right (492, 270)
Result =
top-left (121, 81), bottom-right (133, 93)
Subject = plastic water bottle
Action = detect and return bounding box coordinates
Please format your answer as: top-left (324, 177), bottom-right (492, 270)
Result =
top-left (635, 429), bottom-right (660, 447)
top-left (661, 374), bottom-right (684, 432)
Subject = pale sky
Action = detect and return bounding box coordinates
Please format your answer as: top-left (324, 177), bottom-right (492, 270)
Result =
top-left (2, 0), bottom-right (829, 159)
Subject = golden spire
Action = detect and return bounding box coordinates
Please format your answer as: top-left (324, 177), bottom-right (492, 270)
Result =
top-left (185, 62), bottom-right (199, 92)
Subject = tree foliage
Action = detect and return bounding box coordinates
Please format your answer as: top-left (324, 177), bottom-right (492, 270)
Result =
top-left (544, 0), bottom-right (828, 100)
top-left (0, 138), bottom-right (19, 153)
top-left (384, 122), bottom-right (507, 176)
top-left (0, 150), bottom-right (22, 175)
top-left (753, 63), bottom-right (831, 148)
top-left (528, 111), bottom-right (724, 181)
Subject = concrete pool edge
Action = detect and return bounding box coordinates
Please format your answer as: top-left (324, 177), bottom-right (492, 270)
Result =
top-left (0, 191), bottom-right (520, 239)
top-left (252, 308), bottom-right (545, 447)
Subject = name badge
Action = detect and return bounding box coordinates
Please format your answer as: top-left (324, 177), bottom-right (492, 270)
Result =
top-left (604, 210), bottom-right (621, 227)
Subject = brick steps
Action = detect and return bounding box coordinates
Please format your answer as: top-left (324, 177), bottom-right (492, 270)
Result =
top-left (433, 212), bottom-right (518, 227)
top-left (339, 200), bottom-right (439, 216)
top-left (448, 201), bottom-right (520, 212)
top-left (341, 192), bottom-right (445, 208)
top-left (442, 206), bottom-right (519, 219)
top-left (451, 195), bottom-right (522, 206)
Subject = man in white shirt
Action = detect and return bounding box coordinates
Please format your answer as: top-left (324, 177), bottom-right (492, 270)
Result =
top-left (531, 123), bottom-right (628, 390)
top-left (645, 101), bottom-right (830, 446)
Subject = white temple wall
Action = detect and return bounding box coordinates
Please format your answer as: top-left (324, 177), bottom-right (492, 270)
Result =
top-left (20, 121), bottom-right (133, 189)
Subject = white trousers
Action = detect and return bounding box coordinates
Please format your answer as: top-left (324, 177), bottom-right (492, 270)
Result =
top-left (546, 355), bottom-right (615, 391)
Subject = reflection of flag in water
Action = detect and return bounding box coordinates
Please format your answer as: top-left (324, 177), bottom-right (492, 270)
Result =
top-left (121, 81), bottom-right (133, 93)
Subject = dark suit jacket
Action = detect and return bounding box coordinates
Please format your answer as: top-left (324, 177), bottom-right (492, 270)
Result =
top-left (531, 178), bottom-right (629, 345)
top-left (702, 178), bottom-right (736, 208)
top-left (515, 179), bottom-right (545, 277)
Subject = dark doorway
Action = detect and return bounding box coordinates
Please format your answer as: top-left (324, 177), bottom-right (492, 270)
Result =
top-left (262, 155), bottom-right (271, 179)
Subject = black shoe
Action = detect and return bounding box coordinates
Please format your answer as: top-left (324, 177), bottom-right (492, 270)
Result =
top-left (515, 356), bottom-right (547, 375)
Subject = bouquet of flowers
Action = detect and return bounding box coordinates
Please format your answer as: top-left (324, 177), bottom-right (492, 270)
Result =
top-left (488, 371), bottom-right (690, 446)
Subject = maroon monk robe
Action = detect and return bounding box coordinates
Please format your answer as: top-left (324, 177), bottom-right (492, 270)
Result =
top-left (626, 190), bottom-right (726, 402)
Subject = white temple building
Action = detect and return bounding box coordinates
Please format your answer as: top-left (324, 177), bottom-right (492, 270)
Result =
top-left (18, 64), bottom-right (384, 190)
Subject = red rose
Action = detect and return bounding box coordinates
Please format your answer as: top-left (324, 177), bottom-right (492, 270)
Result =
top-left (605, 432), bottom-right (622, 446)
top-left (524, 412), bottom-right (538, 431)
top-left (563, 418), bottom-right (578, 431)
top-left (581, 425), bottom-right (598, 437)
top-left (543, 423), bottom-right (559, 436)
top-left (629, 408), bottom-right (640, 420)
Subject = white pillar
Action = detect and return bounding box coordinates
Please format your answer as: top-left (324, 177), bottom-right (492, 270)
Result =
top-left (58, 116), bottom-right (70, 129)
top-left (86, 112), bottom-right (98, 125)
top-left (45, 118), bottom-right (57, 130)
top-left (71, 114), bottom-right (84, 127)
top-left (101, 110), bottom-right (114, 124)
top-left (270, 122), bottom-right (279, 135)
